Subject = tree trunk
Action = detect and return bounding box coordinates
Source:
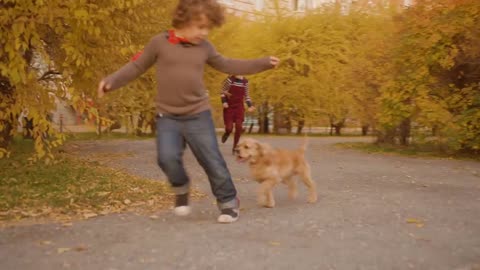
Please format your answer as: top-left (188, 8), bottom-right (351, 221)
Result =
top-left (330, 119), bottom-right (345, 136)
top-left (399, 118), bottom-right (411, 146)
top-left (96, 118), bottom-right (102, 136)
top-left (297, 120), bottom-right (305, 135)
top-left (273, 109), bottom-right (292, 134)
top-left (136, 113), bottom-right (145, 136)
top-left (0, 76), bottom-right (14, 149)
top-left (23, 117), bottom-right (34, 139)
top-left (333, 124), bottom-right (342, 135)
top-left (260, 114), bottom-right (269, 134)
top-left (376, 128), bottom-right (396, 144)
top-left (149, 117), bottom-right (156, 136)
top-left (361, 125), bottom-right (369, 136)
top-left (286, 116), bottom-right (292, 134)
top-left (0, 120), bottom-right (13, 150)
top-left (258, 102), bottom-right (270, 134)
top-left (248, 123), bottom-right (254, 134)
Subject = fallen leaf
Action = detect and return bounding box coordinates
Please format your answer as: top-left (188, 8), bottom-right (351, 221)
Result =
top-left (123, 199), bottom-right (132, 205)
top-left (57, 247), bottom-right (71, 254)
top-left (269, 241), bottom-right (281, 246)
top-left (20, 211), bottom-right (34, 217)
top-left (97, 192), bottom-right (111, 197)
top-left (83, 212), bottom-right (98, 219)
top-left (149, 215), bottom-right (159, 220)
top-left (8, 177), bottom-right (18, 183)
top-left (131, 202), bottom-right (146, 207)
top-left (406, 218), bottom-right (424, 227)
top-left (406, 218), bottom-right (422, 224)
top-left (99, 210), bottom-right (110, 215)
top-left (40, 240), bottom-right (52, 245)
top-left (11, 161), bottom-right (21, 168)
top-left (74, 245), bottom-right (88, 252)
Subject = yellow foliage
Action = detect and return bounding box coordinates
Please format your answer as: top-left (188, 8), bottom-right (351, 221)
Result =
top-left (0, 0), bottom-right (176, 160)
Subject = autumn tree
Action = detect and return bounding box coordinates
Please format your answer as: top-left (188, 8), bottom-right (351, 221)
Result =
top-left (377, 0), bottom-right (480, 152)
top-left (207, 5), bottom-right (357, 134)
top-left (0, 0), bottom-right (175, 160)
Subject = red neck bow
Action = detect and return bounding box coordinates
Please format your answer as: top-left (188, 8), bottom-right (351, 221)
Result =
top-left (167, 29), bottom-right (191, 45)
top-left (131, 30), bottom-right (191, 62)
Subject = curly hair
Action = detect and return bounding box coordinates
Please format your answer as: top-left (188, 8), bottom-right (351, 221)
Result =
top-left (172, 0), bottom-right (226, 29)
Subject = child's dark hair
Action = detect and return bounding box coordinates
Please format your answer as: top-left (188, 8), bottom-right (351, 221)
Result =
top-left (172, 0), bottom-right (226, 28)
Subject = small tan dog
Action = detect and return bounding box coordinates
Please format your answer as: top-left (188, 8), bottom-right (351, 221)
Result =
top-left (234, 137), bottom-right (317, 208)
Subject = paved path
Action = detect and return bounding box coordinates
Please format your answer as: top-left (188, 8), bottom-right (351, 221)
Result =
top-left (1, 136), bottom-right (479, 270)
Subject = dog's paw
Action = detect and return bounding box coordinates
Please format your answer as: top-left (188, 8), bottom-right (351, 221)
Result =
top-left (307, 194), bottom-right (318, 203)
top-left (264, 199), bottom-right (276, 208)
top-left (263, 203), bottom-right (275, 208)
top-left (258, 200), bottom-right (275, 208)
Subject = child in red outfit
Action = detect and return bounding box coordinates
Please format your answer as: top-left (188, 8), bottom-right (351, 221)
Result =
top-left (221, 75), bottom-right (255, 153)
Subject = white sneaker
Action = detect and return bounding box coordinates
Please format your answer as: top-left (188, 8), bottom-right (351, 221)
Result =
top-left (217, 208), bottom-right (240, 223)
top-left (173, 193), bottom-right (191, 216)
top-left (173, 206), bottom-right (191, 216)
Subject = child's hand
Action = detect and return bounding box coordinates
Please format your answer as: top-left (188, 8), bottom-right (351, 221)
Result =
top-left (223, 103), bottom-right (229, 109)
top-left (269, 56), bottom-right (280, 68)
top-left (97, 79), bottom-right (111, 98)
top-left (247, 106), bottom-right (256, 113)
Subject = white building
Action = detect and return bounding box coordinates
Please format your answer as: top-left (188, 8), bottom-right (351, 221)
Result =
top-left (218, 0), bottom-right (414, 17)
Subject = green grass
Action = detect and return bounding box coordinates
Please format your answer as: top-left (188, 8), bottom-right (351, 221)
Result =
top-left (67, 131), bottom-right (364, 142)
top-left (66, 131), bottom-right (155, 141)
top-left (216, 131), bottom-right (366, 138)
top-left (0, 138), bottom-right (196, 225)
top-left (337, 142), bottom-right (480, 161)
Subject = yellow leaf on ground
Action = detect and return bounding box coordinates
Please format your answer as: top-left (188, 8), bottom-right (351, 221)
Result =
top-left (131, 201), bottom-right (146, 207)
top-left (73, 245), bottom-right (88, 252)
top-left (83, 212), bottom-right (98, 219)
top-left (99, 210), bottom-right (110, 215)
top-left (406, 218), bottom-right (424, 227)
top-left (406, 218), bottom-right (422, 224)
top-left (40, 240), bottom-right (52, 245)
top-left (57, 247), bottom-right (71, 254)
top-left (124, 199), bottom-right (132, 205)
top-left (269, 241), bottom-right (281, 246)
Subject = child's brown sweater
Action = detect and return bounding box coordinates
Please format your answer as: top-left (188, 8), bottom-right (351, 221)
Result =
top-left (104, 31), bottom-right (273, 115)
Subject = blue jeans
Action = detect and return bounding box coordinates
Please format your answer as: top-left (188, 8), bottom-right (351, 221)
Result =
top-left (155, 110), bottom-right (238, 209)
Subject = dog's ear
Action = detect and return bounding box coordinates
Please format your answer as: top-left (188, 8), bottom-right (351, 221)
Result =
top-left (255, 142), bottom-right (270, 156)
